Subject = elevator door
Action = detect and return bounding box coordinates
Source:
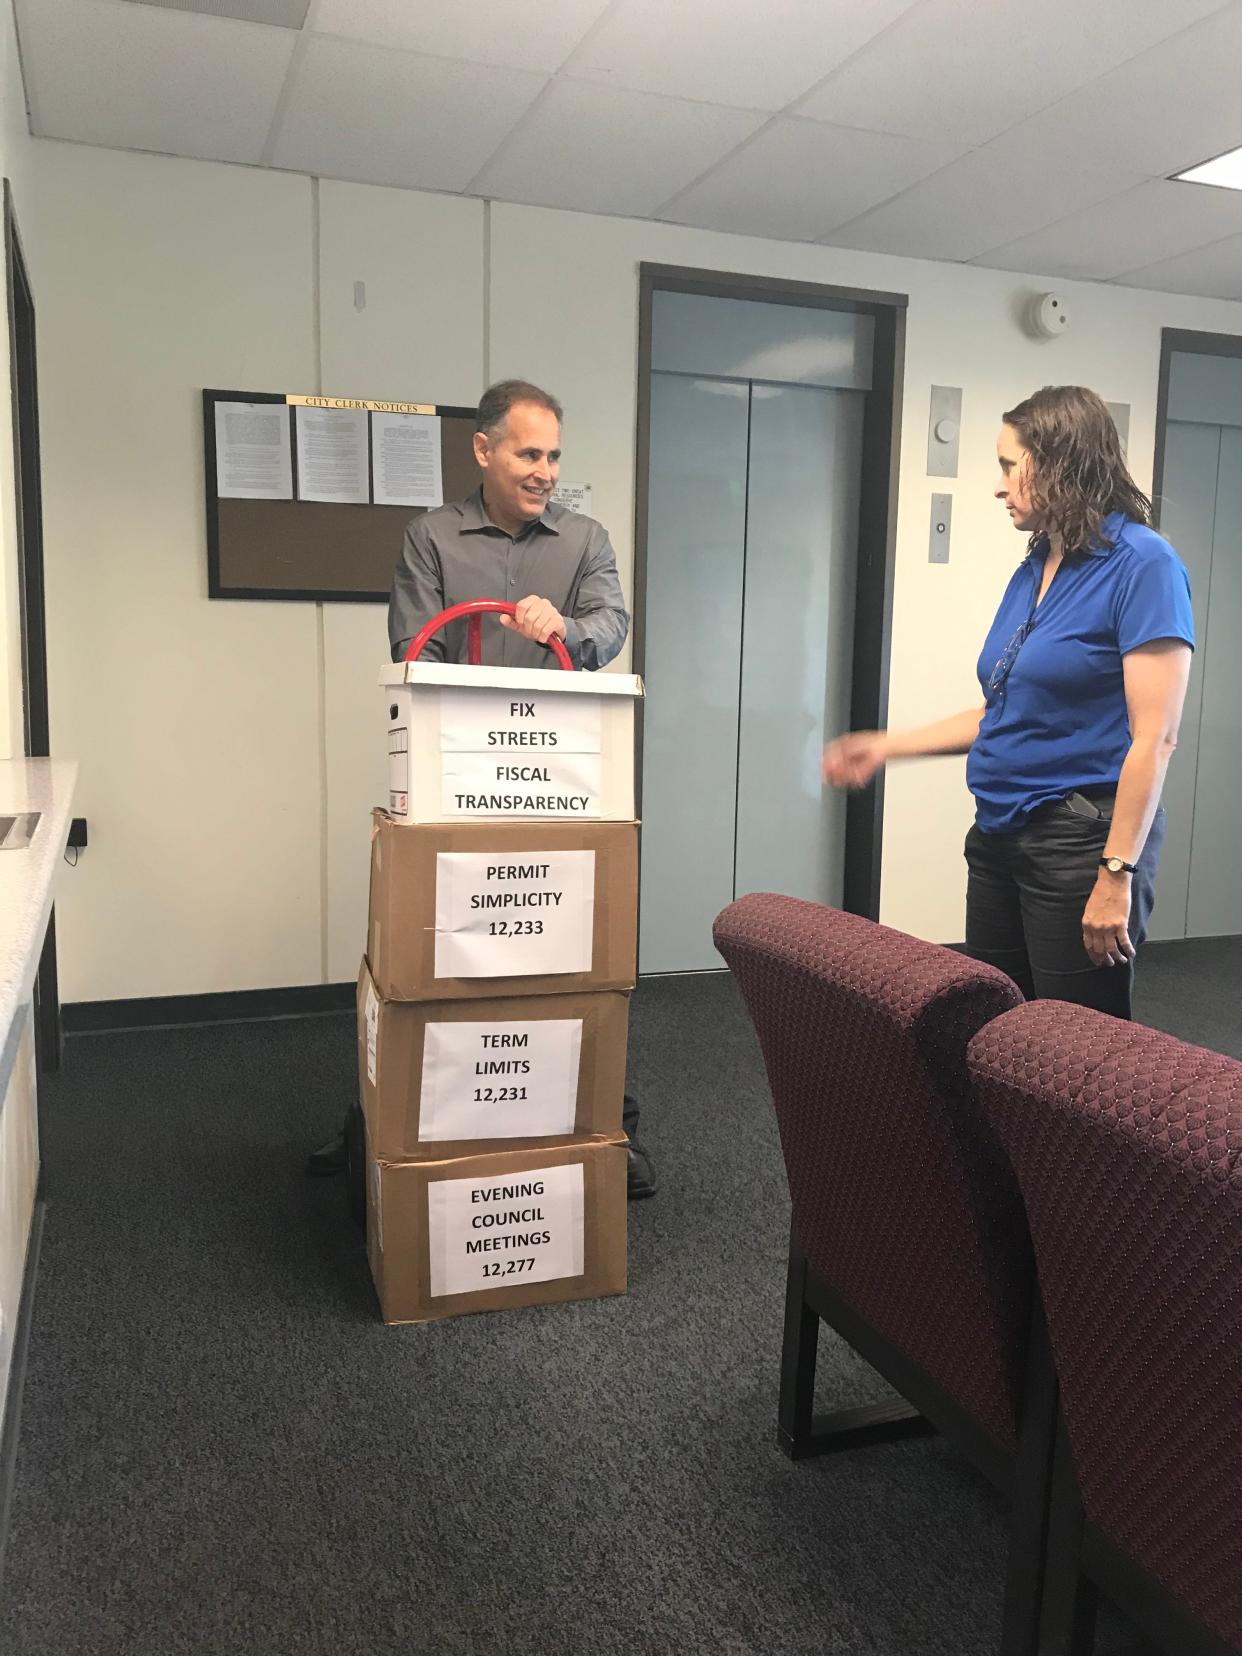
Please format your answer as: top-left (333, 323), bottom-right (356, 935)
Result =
top-left (640, 373), bottom-right (863, 972)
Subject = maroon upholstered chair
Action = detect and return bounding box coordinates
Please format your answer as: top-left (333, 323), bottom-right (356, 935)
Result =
top-left (713, 893), bottom-right (1048, 1655)
top-left (968, 1002), bottom-right (1242, 1656)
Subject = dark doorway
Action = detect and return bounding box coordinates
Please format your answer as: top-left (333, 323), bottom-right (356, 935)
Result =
top-left (6, 179), bottom-right (61, 1072)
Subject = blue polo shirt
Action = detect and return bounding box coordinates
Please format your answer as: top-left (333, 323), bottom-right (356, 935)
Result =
top-left (967, 513), bottom-right (1194, 833)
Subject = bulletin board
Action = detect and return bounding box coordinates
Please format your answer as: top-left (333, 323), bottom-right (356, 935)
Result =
top-left (203, 389), bottom-right (479, 601)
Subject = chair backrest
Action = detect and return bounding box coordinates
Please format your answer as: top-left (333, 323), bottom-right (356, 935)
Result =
top-left (714, 893), bottom-right (1026, 1448)
top-left (968, 1001), bottom-right (1242, 1649)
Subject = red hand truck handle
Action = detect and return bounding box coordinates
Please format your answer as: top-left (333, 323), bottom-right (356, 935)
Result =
top-left (404, 600), bottom-right (575, 671)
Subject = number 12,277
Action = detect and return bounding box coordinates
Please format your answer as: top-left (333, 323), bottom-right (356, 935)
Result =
top-left (482, 1257), bottom-right (536, 1278)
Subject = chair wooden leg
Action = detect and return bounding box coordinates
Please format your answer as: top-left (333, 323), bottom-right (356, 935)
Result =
top-left (999, 1292), bottom-right (1060, 1656)
top-left (777, 1223), bottom-right (819, 1458)
top-left (1037, 1418), bottom-right (1098, 1656)
top-left (776, 1225), bottom-right (931, 1460)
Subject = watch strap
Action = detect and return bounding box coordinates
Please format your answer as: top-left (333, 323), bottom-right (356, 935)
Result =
top-left (1099, 855), bottom-right (1138, 874)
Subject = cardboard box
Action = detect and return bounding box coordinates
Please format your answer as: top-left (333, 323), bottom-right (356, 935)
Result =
top-left (368, 812), bottom-right (638, 1001)
top-left (365, 1138), bottom-right (628, 1326)
top-left (380, 660), bottom-right (643, 824)
top-left (357, 958), bottom-right (629, 1159)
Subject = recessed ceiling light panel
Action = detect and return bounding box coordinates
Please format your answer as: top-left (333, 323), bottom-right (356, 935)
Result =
top-left (1173, 145), bottom-right (1242, 191)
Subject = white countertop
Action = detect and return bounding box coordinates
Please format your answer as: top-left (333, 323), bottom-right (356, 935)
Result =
top-left (0, 758), bottom-right (77, 1096)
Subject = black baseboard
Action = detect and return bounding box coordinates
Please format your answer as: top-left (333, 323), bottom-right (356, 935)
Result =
top-left (63, 982), bottom-right (355, 1035)
top-left (60, 934), bottom-right (1242, 1037)
top-left (0, 1182), bottom-right (45, 1595)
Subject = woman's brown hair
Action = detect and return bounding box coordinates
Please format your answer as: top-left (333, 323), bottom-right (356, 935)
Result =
top-left (1002, 385), bottom-right (1152, 557)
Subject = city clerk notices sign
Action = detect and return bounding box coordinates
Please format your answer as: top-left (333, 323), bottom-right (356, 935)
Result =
top-left (380, 660), bottom-right (642, 824)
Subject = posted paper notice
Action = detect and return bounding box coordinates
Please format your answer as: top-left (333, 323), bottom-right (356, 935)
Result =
top-left (439, 687), bottom-right (602, 755)
top-left (295, 405), bottom-right (369, 504)
top-left (433, 850), bottom-right (595, 978)
top-left (440, 752), bottom-right (603, 818)
top-left (419, 1018), bottom-right (583, 1141)
top-left (372, 411), bottom-right (443, 508)
top-left (552, 482), bottom-right (592, 516)
top-left (427, 1161), bottom-right (585, 1297)
top-left (214, 401), bottom-right (293, 500)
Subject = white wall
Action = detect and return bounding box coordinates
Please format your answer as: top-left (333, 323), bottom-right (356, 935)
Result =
top-left (318, 182), bottom-right (484, 980)
top-left (485, 204), bottom-right (1242, 942)
top-left (27, 144), bottom-right (321, 999)
top-left (20, 140), bottom-right (1242, 1000)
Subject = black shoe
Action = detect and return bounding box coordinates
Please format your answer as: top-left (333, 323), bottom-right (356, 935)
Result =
top-left (622, 1090), bottom-right (656, 1199)
top-left (627, 1138), bottom-right (657, 1200)
top-left (306, 1130), bottom-right (347, 1176)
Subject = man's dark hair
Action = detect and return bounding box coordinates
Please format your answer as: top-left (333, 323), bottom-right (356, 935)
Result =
top-left (1002, 385), bottom-right (1151, 557)
top-left (475, 379), bottom-right (563, 436)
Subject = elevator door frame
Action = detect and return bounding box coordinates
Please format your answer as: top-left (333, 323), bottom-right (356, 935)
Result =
top-left (1152, 326), bottom-right (1242, 944)
top-left (1154, 327), bottom-right (1242, 517)
top-left (633, 263), bottom-right (907, 939)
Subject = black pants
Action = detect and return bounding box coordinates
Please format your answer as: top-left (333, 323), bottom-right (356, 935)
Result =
top-left (963, 792), bottom-right (1165, 1021)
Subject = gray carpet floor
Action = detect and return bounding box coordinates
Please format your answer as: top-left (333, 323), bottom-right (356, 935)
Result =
top-left (0, 940), bottom-right (1236, 1656)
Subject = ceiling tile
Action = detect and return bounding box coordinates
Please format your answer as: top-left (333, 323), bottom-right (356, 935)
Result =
top-left (19, 0), bottom-right (295, 161)
top-left (1010, 6), bottom-right (1242, 180)
top-left (563, 0), bottom-right (919, 113)
top-left (822, 122), bottom-right (1146, 263)
top-left (660, 118), bottom-right (966, 243)
top-left (272, 36), bottom-right (546, 191)
top-left (311, 0), bottom-right (612, 74)
top-left (1115, 232), bottom-right (1242, 301)
top-left (975, 179), bottom-right (1242, 281)
top-left (121, 0), bottom-right (310, 26)
top-left (470, 81), bottom-right (764, 217)
top-left (799, 0), bottom-right (1230, 146)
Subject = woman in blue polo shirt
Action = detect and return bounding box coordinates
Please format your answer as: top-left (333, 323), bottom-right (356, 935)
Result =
top-left (823, 385), bottom-right (1193, 1020)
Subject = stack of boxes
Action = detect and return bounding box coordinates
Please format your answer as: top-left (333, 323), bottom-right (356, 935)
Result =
top-left (358, 657), bottom-right (643, 1325)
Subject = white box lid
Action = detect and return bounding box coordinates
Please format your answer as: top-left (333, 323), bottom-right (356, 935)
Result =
top-left (380, 661), bottom-right (644, 699)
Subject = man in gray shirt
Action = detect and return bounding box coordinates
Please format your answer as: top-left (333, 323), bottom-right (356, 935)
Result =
top-left (312, 380), bottom-right (654, 1198)
top-left (388, 379), bottom-right (629, 671)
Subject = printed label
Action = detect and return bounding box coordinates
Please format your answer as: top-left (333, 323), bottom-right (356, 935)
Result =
top-left (388, 725), bottom-right (409, 815)
top-left (365, 983), bottom-right (379, 1085)
top-left (440, 752), bottom-right (602, 818)
top-left (439, 688), bottom-right (601, 756)
top-left (433, 850), bottom-right (595, 978)
top-left (419, 1018), bottom-right (582, 1141)
top-left (427, 1162), bottom-right (585, 1297)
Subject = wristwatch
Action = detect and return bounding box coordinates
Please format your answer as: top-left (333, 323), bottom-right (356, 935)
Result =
top-left (1099, 855), bottom-right (1138, 875)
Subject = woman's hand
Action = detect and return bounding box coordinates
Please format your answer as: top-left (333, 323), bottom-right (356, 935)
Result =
top-left (1082, 874), bottom-right (1135, 967)
top-left (822, 730), bottom-right (889, 789)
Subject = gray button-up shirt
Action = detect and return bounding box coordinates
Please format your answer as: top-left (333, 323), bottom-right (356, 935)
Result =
top-left (389, 489), bottom-right (630, 671)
